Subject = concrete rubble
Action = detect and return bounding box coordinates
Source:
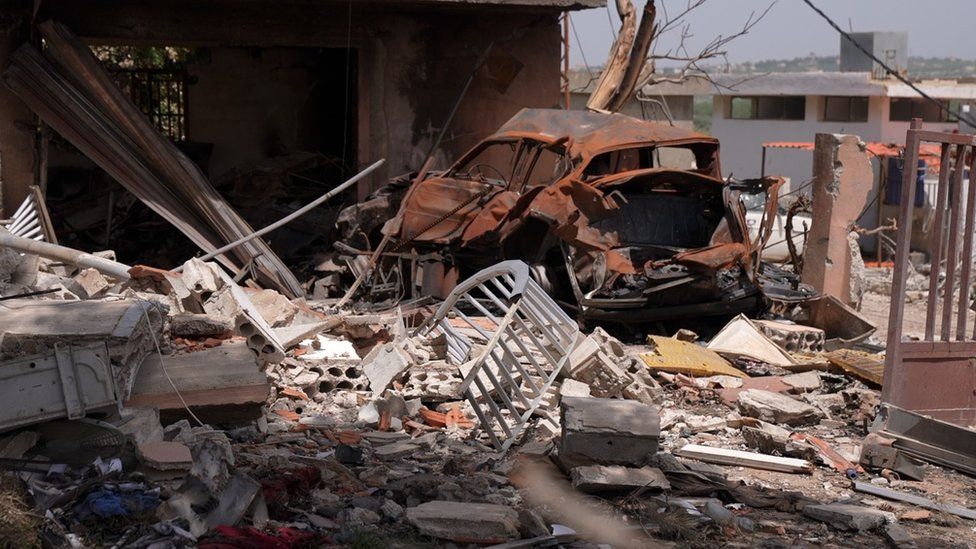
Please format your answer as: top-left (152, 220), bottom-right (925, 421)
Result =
top-left (0, 110), bottom-right (973, 549)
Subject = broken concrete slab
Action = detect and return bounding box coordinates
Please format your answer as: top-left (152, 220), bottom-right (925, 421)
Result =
top-left (73, 267), bottom-right (110, 298)
top-left (405, 500), bottom-right (520, 544)
top-left (126, 340), bottom-right (268, 423)
top-left (737, 389), bottom-right (822, 426)
top-left (802, 503), bottom-right (887, 532)
top-left (169, 313), bottom-right (234, 338)
top-left (374, 440), bottom-right (421, 461)
top-left (883, 523), bottom-right (916, 549)
top-left (781, 371), bottom-right (822, 393)
top-left (570, 465), bottom-right (669, 494)
top-left (567, 333), bottom-right (630, 397)
top-left (249, 288), bottom-right (298, 328)
top-left (560, 397), bottom-right (660, 467)
top-left (559, 379), bottom-right (591, 399)
top-left (362, 342), bottom-right (413, 394)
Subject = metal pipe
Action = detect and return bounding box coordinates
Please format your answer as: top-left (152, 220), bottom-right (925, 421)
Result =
top-left (179, 158), bottom-right (385, 268)
top-left (0, 232), bottom-right (132, 280)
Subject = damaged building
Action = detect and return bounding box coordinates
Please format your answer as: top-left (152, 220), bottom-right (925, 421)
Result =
top-left (0, 1), bottom-right (974, 548)
top-left (0, 0), bottom-right (599, 268)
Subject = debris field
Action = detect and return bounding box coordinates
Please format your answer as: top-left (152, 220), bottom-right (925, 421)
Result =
top-left (0, 17), bottom-right (974, 549)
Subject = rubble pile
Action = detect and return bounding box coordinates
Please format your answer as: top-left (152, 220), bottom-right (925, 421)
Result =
top-left (0, 245), bottom-right (974, 549)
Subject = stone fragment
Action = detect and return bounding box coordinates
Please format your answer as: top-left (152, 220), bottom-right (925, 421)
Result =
top-left (560, 397), bottom-right (660, 467)
top-left (737, 389), bottom-right (822, 426)
top-left (782, 371), bottom-right (822, 393)
top-left (169, 313), bottom-right (234, 338)
top-left (570, 465), bottom-right (669, 494)
top-left (380, 499), bottom-right (404, 519)
top-left (73, 267), bottom-right (110, 298)
top-left (884, 523), bottom-right (916, 549)
top-left (138, 441), bottom-right (193, 471)
top-left (362, 343), bottom-right (413, 394)
top-left (406, 501), bottom-right (520, 543)
top-left (374, 440), bottom-right (420, 461)
top-left (559, 379), bottom-right (591, 399)
top-left (249, 289), bottom-right (298, 327)
top-left (802, 503), bottom-right (887, 532)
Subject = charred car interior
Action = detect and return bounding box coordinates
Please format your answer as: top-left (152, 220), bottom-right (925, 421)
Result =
top-left (337, 108), bottom-right (815, 322)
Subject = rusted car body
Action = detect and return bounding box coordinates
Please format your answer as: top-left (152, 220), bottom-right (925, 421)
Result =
top-left (338, 108), bottom-right (812, 322)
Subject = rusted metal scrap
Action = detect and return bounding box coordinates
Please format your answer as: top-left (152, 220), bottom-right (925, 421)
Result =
top-left (338, 108), bottom-right (814, 322)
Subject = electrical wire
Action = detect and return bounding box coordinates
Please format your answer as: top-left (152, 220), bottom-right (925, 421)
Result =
top-left (801, 0), bottom-right (976, 130)
top-left (138, 300), bottom-right (206, 427)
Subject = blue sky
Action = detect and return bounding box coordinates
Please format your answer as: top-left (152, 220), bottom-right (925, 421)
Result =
top-left (569, 0), bottom-right (976, 68)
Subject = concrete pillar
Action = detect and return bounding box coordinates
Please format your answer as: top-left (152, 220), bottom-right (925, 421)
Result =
top-left (801, 133), bottom-right (872, 306)
top-left (0, 7), bottom-right (35, 217)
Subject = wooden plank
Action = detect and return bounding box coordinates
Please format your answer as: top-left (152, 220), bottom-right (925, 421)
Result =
top-left (823, 349), bottom-right (884, 386)
top-left (675, 444), bottom-right (813, 474)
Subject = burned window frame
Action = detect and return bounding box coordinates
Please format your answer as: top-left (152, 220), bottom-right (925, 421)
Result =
top-left (579, 142), bottom-right (720, 180)
top-left (111, 68), bottom-right (190, 142)
top-left (447, 137), bottom-right (569, 191)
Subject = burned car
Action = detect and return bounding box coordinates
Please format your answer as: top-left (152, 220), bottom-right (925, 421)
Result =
top-left (337, 108), bottom-right (812, 322)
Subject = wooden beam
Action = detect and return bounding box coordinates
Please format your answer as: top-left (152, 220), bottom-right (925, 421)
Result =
top-left (676, 444), bottom-right (814, 474)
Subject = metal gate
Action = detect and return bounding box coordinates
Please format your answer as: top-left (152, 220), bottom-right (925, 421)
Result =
top-left (883, 119), bottom-right (976, 426)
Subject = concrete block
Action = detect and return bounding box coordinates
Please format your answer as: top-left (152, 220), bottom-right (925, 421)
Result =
top-left (169, 313), bottom-right (234, 338)
top-left (802, 503), bottom-right (887, 531)
top-left (570, 465), bottom-right (669, 493)
top-left (754, 320), bottom-right (825, 354)
top-left (73, 267), bottom-right (110, 298)
top-left (406, 501), bottom-right (520, 543)
top-left (737, 389), bottom-right (822, 426)
top-left (560, 397), bottom-right (660, 466)
top-left (249, 289), bottom-right (298, 327)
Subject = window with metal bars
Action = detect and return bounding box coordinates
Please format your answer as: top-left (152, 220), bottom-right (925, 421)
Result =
top-left (111, 69), bottom-right (188, 141)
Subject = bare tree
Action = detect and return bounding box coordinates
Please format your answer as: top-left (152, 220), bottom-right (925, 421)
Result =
top-left (588, 0), bottom-right (775, 112)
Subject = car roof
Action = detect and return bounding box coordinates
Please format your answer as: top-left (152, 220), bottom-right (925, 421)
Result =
top-left (491, 108), bottom-right (718, 158)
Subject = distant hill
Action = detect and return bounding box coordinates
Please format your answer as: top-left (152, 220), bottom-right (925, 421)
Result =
top-left (715, 55), bottom-right (976, 79)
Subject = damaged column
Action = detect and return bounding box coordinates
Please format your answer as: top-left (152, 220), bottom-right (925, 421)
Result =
top-left (801, 133), bottom-right (872, 307)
